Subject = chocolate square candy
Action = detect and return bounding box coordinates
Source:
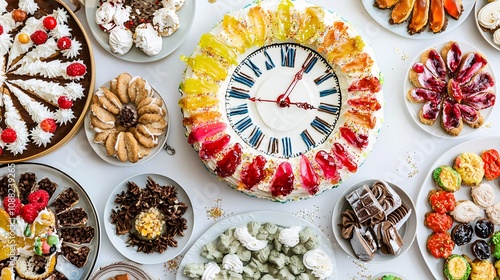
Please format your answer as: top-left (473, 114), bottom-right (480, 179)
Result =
top-left (345, 185), bottom-right (385, 226)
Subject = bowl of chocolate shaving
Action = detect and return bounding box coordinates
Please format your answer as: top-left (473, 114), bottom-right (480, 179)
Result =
top-left (105, 173), bottom-right (194, 264)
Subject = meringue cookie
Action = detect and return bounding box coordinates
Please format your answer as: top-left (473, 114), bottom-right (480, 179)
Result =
top-left (133, 23), bottom-right (162, 56)
top-left (153, 7), bottom-right (180, 37)
top-left (95, 2), bottom-right (116, 26)
top-left (109, 27), bottom-right (133, 55)
top-left (162, 0), bottom-right (185, 11)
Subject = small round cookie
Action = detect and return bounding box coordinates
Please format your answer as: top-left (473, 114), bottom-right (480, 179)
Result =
top-left (454, 152), bottom-right (485, 186)
top-left (472, 240), bottom-right (492, 260)
top-left (487, 202), bottom-right (500, 225)
top-left (451, 223), bottom-right (473, 246)
top-left (424, 212), bottom-right (453, 233)
top-left (450, 200), bottom-right (482, 223)
top-left (471, 183), bottom-right (495, 209)
top-left (475, 218), bottom-right (494, 239)
top-left (428, 189), bottom-right (456, 214)
top-left (432, 165), bottom-right (462, 192)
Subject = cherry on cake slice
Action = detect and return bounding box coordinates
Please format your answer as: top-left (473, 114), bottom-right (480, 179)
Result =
top-left (59, 226), bottom-right (95, 244)
top-left (1, 89), bottom-right (30, 155)
top-left (12, 60), bottom-right (87, 81)
top-left (57, 208), bottom-right (88, 227)
top-left (33, 177), bottom-right (58, 199)
top-left (60, 244), bottom-right (90, 268)
top-left (6, 17), bottom-right (43, 70)
top-left (49, 188), bottom-right (79, 214)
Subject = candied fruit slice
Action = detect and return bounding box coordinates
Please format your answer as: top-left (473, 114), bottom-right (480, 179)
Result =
top-left (241, 155), bottom-right (267, 189)
top-left (198, 33), bottom-right (238, 65)
top-left (274, 0), bottom-right (294, 41)
top-left (318, 22), bottom-right (349, 53)
top-left (348, 95), bottom-right (381, 111)
top-left (326, 36), bottom-right (365, 63)
top-left (443, 0), bottom-right (462, 20)
top-left (315, 150), bottom-right (340, 183)
top-left (344, 109), bottom-right (376, 129)
top-left (180, 77), bottom-right (219, 95)
top-left (295, 6), bottom-right (325, 43)
top-left (340, 126), bottom-right (368, 149)
top-left (199, 134), bottom-right (231, 160)
top-left (332, 143), bottom-right (357, 173)
top-left (178, 95), bottom-right (218, 111)
top-left (222, 15), bottom-right (252, 53)
top-left (348, 76), bottom-right (381, 93)
top-left (342, 52), bottom-right (374, 73)
top-left (182, 54), bottom-right (228, 81)
top-left (183, 111), bottom-right (222, 127)
top-left (270, 162), bottom-right (294, 197)
top-left (215, 143), bottom-right (242, 178)
top-left (300, 155), bottom-right (319, 195)
top-left (187, 122), bottom-right (227, 145)
top-left (247, 6), bottom-right (268, 46)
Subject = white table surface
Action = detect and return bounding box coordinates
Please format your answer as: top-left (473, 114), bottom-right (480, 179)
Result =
top-left (34, 0), bottom-right (500, 279)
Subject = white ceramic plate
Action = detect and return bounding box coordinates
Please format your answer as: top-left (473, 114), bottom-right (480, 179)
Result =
top-left (89, 261), bottom-right (154, 280)
top-left (332, 179), bottom-right (417, 263)
top-left (84, 80), bottom-right (169, 166)
top-left (474, 0), bottom-right (500, 51)
top-left (0, 163), bottom-right (100, 280)
top-left (361, 0), bottom-right (475, 39)
top-left (104, 173), bottom-right (194, 265)
top-left (84, 0), bottom-right (195, 62)
top-left (416, 136), bottom-right (500, 279)
top-left (176, 211), bottom-right (338, 280)
top-left (404, 41), bottom-right (496, 139)
top-left (372, 272), bottom-right (405, 280)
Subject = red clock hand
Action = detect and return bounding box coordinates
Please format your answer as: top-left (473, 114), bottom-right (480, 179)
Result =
top-left (248, 97), bottom-right (317, 110)
top-left (276, 53), bottom-right (315, 106)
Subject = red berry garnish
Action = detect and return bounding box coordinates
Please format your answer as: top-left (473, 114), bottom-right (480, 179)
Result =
top-left (43, 16), bottom-right (57, 30)
top-left (57, 37), bottom-right (71, 50)
top-left (57, 96), bottom-right (73, 109)
top-left (28, 190), bottom-right (50, 210)
top-left (1, 128), bottom-right (17, 143)
top-left (0, 25), bottom-right (4, 35)
top-left (40, 118), bottom-right (57, 133)
top-left (30, 30), bottom-right (48, 45)
top-left (3, 197), bottom-right (22, 218)
top-left (412, 63), bottom-right (425, 73)
top-left (20, 204), bottom-right (39, 223)
top-left (66, 62), bottom-right (87, 77)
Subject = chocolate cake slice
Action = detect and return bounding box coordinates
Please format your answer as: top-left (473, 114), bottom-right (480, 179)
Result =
top-left (60, 226), bottom-right (95, 244)
top-left (18, 172), bottom-right (36, 204)
top-left (34, 178), bottom-right (59, 199)
top-left (50, 188), bottom-right (79, 214)
top-left (60, 244), bottom-right (90, 268)
top-left (57, 208), bottom-right (88, 227)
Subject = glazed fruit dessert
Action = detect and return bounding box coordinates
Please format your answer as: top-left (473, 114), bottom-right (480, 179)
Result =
top-left (109, 177), bottom-right (188, 254)
top-left (89, 73), bottom-right (168, 163)
top-left (183, 221), bottom-right (333, 280)
top-left (0, 0), bottom-right (93, 161)
top-left (179, 0), bottom-right (384, 202)
top-left (375, 0), bottom-right (463, 34)
top-left (0, 171), bottom-right (95, 279)
top-left (95, 0), bottom-right (184, 56)
top-left (407, 41), bottom-right (495, 136)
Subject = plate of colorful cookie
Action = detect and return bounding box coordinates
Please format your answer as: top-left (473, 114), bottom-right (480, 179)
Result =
top-left (85, 0), bottom-right (195, 62)
top-left (177, 211), bottom-right (338, 280)
top-left (416, 136), bottom-right (500, 279)
top-left (104, 173), bottom-right (194, 265)
top-left (332, 179), bottom-right (417, 263)
top-left (475, 0), bottom-right (500, 51)
top-left (0, 162), bottom-right (99, 280)
top-left (404, 41), bottom-right (496, 138)
top-left (84, 73), bottom-right (170, 166)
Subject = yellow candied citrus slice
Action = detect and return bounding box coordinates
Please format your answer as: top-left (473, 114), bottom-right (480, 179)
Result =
top-left (0, 267), bottom-right (14, 280)
top-left (247, 6), bottom-right (268, 46)
top-left (179, 95), bottom-right (218, 111)
top-left (0, 209), bottom-right (9, 230)
top-left (325, 36), bottom-right (365, 63)
top-left (183, 111), bottom-right (222, 126)
top-left (342, 52), bottom-right (374, 73)
top-left (180, 77), bottom-right (219, 95)
top-left (181, 55), bottom-right (228, 81)
top-left (198, 33), bottom-right (238, 65)
top-left (222, 15), bottom-right (252, 53)
top-left (274, 0), bottom-right (294, 41)
top-left (295, 6), bottom-right (326, 43)
top-left (0, 243), bottom-right (10, 262)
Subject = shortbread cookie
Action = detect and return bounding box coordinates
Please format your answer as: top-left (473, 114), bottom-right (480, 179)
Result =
top-left (93, 129), bottom-right (115, 144)
top-left (124, 132), bottom-right (140, 163)
top-left (105, 131), bottom-right (119, 156)
top-left (116, 73), bottom-right (132, 103)
top-left (128, 77), bottom-right (151, 105)
top-left (90, 115), bottom-right (114, 130)
top-left (115, 132), bottom-right (127, 162)
top-left (91, 103), bottom-right (116, 125)
top-left (138, 104), bottom-right (165, 116)
top-left (137, 97), bottom-right (163, 109)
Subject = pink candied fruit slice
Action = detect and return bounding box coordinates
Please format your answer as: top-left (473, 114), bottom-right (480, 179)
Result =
top-left (240, 155), bottom-right (267, 189)
top-left (463, 91), bottom-right (496, 110)
top-left (340, 126), bottom-right (368, 149)
top-left (456, 53), bottom-right (488, 85)
top-left (408, 88), bottom-right (441, 102)
top-left (461, 72), bottom-right (495, 94)
top-left (426, 49), bottom-right (447, 80)
top-left (215, 143), bottom-right (242, 178)
top-left (314, 150), bottom-right (340, 183)
top-left (300, 155), bottom-right (319, 195)
top-left (448, 78), bottom-right (462, 102)
top-left (348, 95), bottom-right (381, 111)
top-left (199, 134), bottom-right (231, 160)
top-left (348, 76), bottom-right (381, 93)
top-left (446, 42), bottom-right (462, 74)
top-left (270, 162), bottom-right (294, 197)
top-left (188, 122), bottom-right (227, 145)
top-left (332, 143), bottom-right (358, 173)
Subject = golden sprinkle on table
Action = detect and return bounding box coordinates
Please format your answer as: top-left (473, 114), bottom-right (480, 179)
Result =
top-left (164, 255), bottom-right (182, 274)
top-left (394, 47), bottom-right (409, 61)
top-left (205, 199), bottom-right (233, 221)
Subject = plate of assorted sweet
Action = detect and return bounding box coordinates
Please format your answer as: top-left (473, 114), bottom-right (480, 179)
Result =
top-left (332, 180), bottom-right (416, 263)
top-left (177, 211), bottom-right (337, 280)
top-left (416, 136), bottom-right (500, 280)
top-left (361, 0), bottom-right (475, 39)
top-left (404, 41), bottom-right (496, 138)
top-left (104, 173), bottom-right (193, 265)
top-left (0, 162), bottom-right (99, 280)
top-left (85, 0), bottom-right (195, 62)
top-left (84, 73), bottom-right (169, 166)
top-left (475, 0), bottom-right (500, 51)
top-left (0, 0), bottom-right (95, 163)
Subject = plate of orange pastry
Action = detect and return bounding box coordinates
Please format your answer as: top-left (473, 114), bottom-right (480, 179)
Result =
top-left (362, 0), bottom-right (475, 38)
top-left (84, 73), bottom-right (169, 166)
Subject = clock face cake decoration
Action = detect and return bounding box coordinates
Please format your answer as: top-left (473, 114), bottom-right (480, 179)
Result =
top-left (179, 0), bottom-right (384, 202)
top-left (0, 0), bottom-right (94, 162)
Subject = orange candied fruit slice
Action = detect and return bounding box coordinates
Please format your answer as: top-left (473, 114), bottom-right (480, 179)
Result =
top-left (198, 33), bottom-right (238, 65)
top-left (181, 54), bottom-right (228, 81)
top-left (179, 95), bottom-right (218, 111)
top-left (326, 36), bottom-right (365, 63)
top-left (247, 6), bottom-right (268, 47)
top-left (183, 111), bottom-right (222, 127)
top-left (318, 21), bottom-right (349, 53)
top-left (342, 52), bottom-right (374, 73)
top-left (274, 0), bottom-right (294, 41)
top-left (0, 267), bottom-right (14, 280)
top-left (295, 6), bottom-right (326, 44)
top-left (180, 77), bottom-right (219, 95)
top-left (222, 15), bottom-right (252, 53)
top-left (344, 109), bottom-right (376, 129)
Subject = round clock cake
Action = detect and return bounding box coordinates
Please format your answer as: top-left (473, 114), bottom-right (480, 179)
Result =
top-left (179, 0), bottom-right (384, 202)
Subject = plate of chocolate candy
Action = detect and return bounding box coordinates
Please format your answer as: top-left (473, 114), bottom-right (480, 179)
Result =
top-left (332, 179), bottom-right (417, 263)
